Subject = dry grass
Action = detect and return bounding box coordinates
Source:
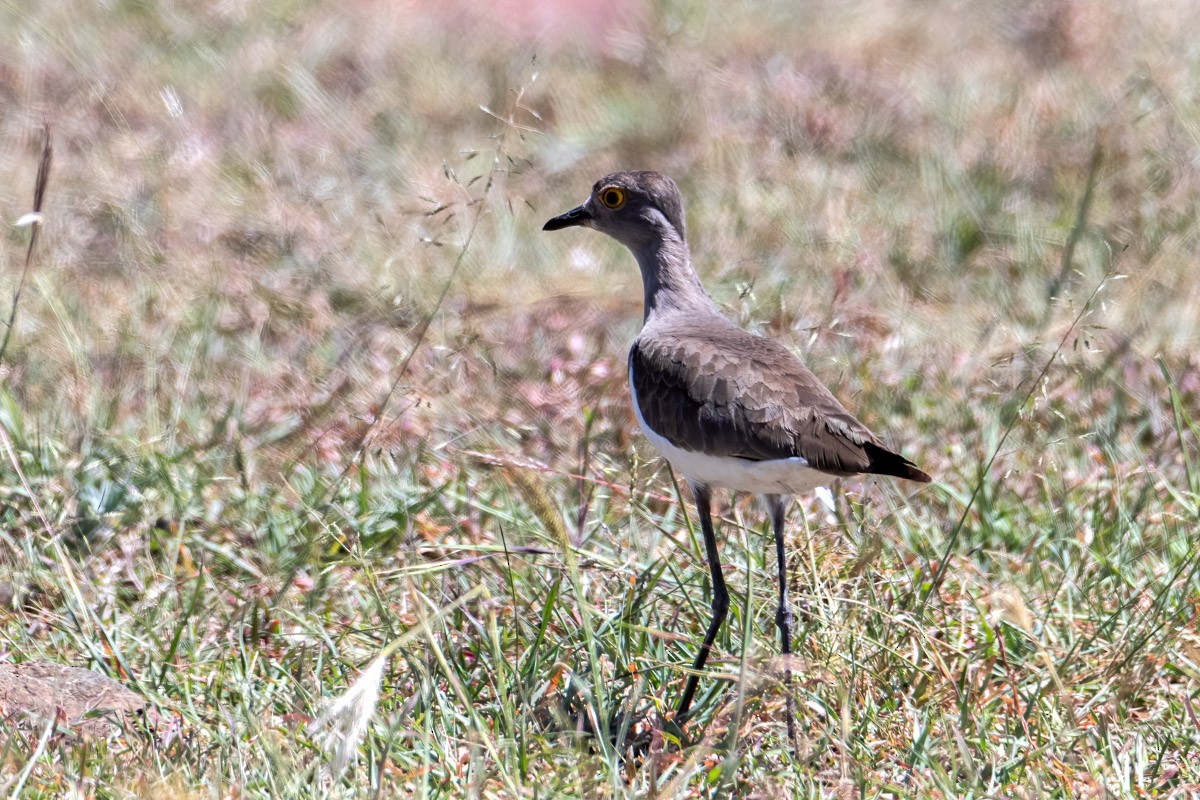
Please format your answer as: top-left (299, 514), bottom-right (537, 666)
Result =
top-left (1, 0), bottom-right (1199, 796)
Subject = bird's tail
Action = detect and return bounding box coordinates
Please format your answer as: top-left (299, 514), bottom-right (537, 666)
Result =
top-left (864, 442), bottom-right (932, 483)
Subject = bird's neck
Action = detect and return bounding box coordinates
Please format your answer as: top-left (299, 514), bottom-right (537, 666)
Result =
top-left (631, 229), bottom-right (717, 323)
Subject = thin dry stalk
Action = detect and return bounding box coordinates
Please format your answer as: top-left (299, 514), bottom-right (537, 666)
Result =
top-left (0, 124), bottom-right (52, 368)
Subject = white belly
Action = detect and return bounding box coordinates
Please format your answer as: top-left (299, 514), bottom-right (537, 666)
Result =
top-left (629, 368), bottom-right (836, 495)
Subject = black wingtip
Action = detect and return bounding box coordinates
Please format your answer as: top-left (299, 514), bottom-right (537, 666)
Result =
top-left (864, 442), bottom-right (932, 484)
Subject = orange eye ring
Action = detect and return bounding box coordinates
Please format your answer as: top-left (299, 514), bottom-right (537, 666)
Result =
top-left (599, 186), bottom-right (626, 209)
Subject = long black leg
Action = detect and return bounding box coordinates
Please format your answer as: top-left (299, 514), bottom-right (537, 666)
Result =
top-left (764, 493), bottom-right (798, 750)
top-left (676, 481), bottom-right (729, 720)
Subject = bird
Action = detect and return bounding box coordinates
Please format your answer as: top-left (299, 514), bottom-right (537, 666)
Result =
top-left (543, 170), bottom-right (931, 747)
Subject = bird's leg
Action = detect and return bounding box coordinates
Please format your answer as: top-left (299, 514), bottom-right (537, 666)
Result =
top-left (676, 481), bottom-right (729, 721)
top-left (765, 493), bottom-right (799, 753)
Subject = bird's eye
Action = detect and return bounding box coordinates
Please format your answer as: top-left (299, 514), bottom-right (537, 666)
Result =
top-left (599, 187), bottom-right (626, 209)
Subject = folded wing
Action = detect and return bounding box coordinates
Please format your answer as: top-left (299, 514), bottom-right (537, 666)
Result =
top-left (629, 320), bottom-right (930, 482)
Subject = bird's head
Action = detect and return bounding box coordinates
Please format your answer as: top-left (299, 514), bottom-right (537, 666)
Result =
top-left (543, 171), bottom-right (687, 249)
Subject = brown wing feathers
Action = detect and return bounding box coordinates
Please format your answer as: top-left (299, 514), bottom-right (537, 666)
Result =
top-left (630, 321), bottom-right (931, 483)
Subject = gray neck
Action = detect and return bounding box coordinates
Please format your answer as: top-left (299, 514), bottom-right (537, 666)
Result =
top-left (628, 226), bottom-right (716, 323)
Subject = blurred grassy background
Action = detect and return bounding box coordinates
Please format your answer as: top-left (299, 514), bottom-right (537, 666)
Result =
top-left (1, 0), bottom-right (1199, 796)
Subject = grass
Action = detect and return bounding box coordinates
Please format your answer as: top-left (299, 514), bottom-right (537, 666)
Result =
top-left (1, 0), bottom-right (1200, 796)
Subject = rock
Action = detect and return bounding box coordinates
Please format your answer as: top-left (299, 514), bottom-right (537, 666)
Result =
top-left (0, 661), bottom-right (148, 739)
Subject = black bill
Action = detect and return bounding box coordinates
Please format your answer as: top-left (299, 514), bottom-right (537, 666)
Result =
top-left (543, 204), bottom-right (591, 231)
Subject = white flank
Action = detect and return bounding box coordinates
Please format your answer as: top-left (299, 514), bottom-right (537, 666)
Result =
top-left (630, 365), bottom-right (836, 495)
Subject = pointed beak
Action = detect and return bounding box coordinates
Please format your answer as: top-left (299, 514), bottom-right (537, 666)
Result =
top-left (543, 204), bottom-right (591, 231)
